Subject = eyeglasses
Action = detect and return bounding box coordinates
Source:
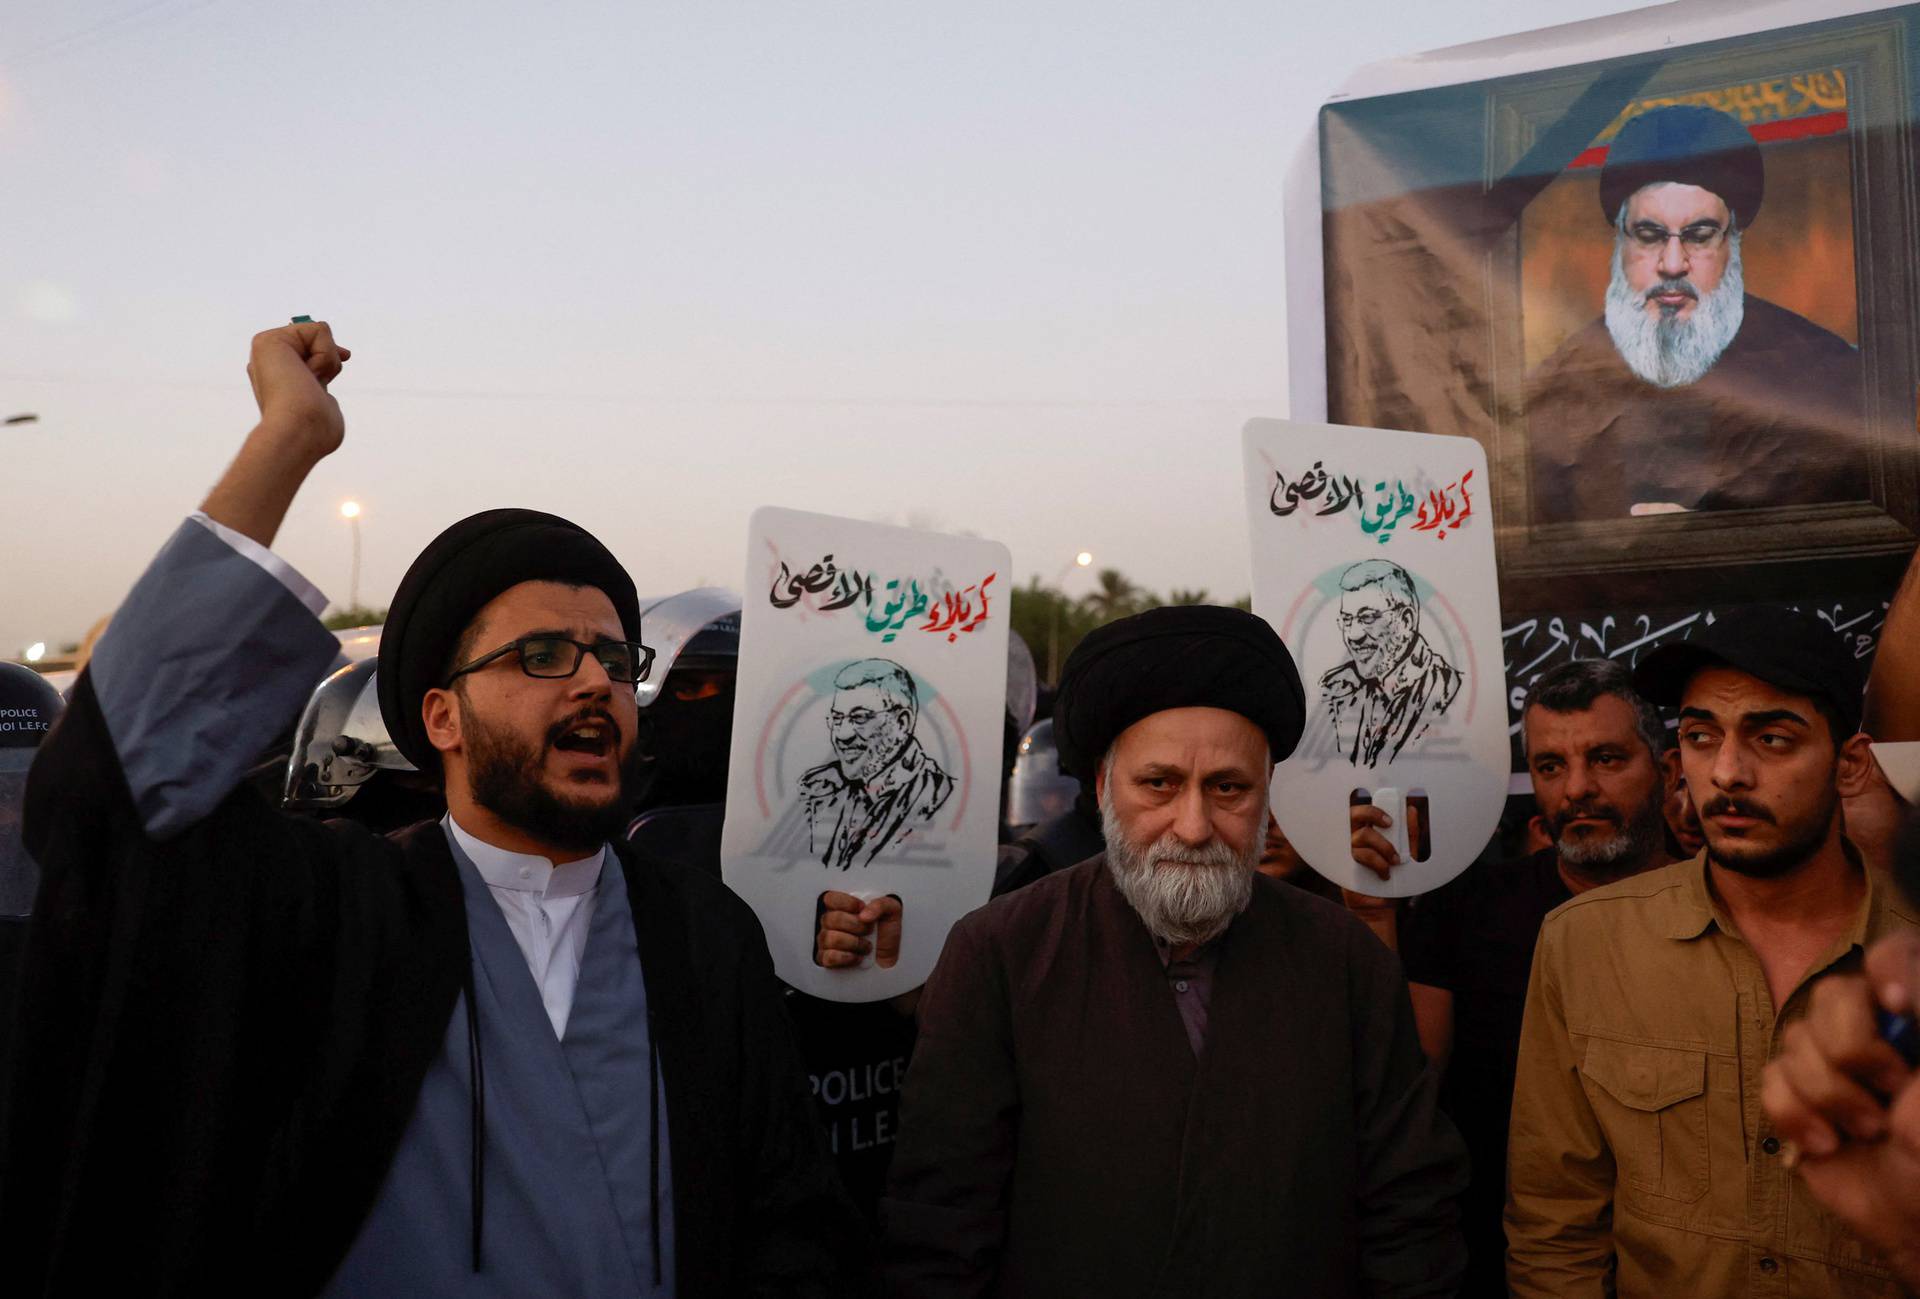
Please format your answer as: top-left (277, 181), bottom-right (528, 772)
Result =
top-left (1624, 221), bottom-right (1729, 251)
top-left (443, 636), bottom-right (656, 687)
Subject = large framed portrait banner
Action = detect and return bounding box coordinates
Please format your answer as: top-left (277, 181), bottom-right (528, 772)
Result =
top-left (1290, 0), bottom-right (1917, 778)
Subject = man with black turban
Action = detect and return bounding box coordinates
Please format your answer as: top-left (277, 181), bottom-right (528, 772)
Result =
top-left (1529, 103), bottom-right (1868, 520)
top-left (1, 322), bottom-right (863, 1297)
top-left (879, 605), bottom-right (1469, 1297)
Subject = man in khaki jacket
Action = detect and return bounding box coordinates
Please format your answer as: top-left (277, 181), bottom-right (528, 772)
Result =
top-left (1506, 608), bottom-right (1918, 1297)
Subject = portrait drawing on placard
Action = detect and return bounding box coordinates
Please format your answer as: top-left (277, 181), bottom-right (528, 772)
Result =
top-left (1319, 559), bottom-right (1461, 767)
top-left (798, 658), bottom-right (954, 870)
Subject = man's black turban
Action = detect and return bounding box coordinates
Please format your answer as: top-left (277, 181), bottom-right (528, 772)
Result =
top-left (1598, 104), bottom-right (1763, 228)
top-left (1052, 604), bottom-right (1305, 782)
top-left (377, 508), bottom-right (642, 772)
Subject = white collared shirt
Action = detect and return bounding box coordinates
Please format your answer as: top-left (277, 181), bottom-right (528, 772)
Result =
top-left (446, 815), bottom-right (605, 1039)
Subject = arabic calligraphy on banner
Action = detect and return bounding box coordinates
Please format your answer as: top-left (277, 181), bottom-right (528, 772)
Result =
top-left (768, 552), bottom-right (998, 644)
top-left (1269, 461), bottom-right (1476, 544)
top-left (1597, 69), bottom-right (1847, 141)
top-left (1502, 598), bottom-right (1886, 742)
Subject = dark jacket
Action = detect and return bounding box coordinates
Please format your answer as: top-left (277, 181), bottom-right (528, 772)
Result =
top-left (989, 801), bottom-right (1104, 897)
top-left (0, 672), bottom-right (863, 1297)
top-left (880, 857), bottom-right (1468, 1297)
top-left (1528, 295), bottom-right (1867, 521)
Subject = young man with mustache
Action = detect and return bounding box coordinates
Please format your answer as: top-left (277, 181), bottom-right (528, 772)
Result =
top-left (880, 605), bottom-right (1468, 1297)
top-left (0, 322), bottom-right (861, 1296)
top-left (1384, 657), bottom-right (1674, 1297)
top-left (1505, 608), bottom-right (1918, 1297)
top-left (1527, 104), bottom-right (1867, 520)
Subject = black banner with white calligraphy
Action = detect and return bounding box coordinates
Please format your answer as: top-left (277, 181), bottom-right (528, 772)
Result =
top-left (1503, 598), bottom-right (1886, 753)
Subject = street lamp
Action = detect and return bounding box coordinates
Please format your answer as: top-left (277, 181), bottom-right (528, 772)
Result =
top-left (1047, 550), bottom-right (1094, 684)
top-left (24, 642), bottom-right (45, 664)
top-left (340, 501), bottom-right (362, 614)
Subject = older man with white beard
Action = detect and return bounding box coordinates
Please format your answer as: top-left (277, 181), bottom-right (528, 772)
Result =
top-left (879, 606), bottom-right (1468, 1298)
top-left (1528, 103), bottom-right (1867, 521)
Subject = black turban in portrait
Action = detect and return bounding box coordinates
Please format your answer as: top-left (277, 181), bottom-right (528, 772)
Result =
top-left (1598, 104), bottom-right (1764, 228)
top-left (377, 509), bottom-right (643, 772)
top-left (1052, 604), bottom-right (1306, 782)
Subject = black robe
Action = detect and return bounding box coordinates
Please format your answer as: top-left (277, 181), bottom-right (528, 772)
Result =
top-left (0, 673), bottom-right (864, 1297)
top-left (879, 857), bottom-right (1467, 1297)
top-left (1528, 296), bottom-right (1868, 521)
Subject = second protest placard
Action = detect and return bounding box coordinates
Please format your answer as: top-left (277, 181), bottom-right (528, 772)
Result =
top-left (723, 506), bottom-right (1011, 1001)
top-left (1244, 419), bottom-right (1509, 896)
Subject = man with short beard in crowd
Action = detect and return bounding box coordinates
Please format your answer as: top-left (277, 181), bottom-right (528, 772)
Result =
top-left (1506, 608), bottom-right (1919, 1297)
top-left (1529, 104), bottom-right (1866, 520)
top-left (880, 606), bottom-right (1468, 1297)
top-left (1385, 657), bottom-right (1673, 1296)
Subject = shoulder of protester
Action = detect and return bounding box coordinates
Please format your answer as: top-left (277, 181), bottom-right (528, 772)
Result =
top-left (1419, 852), bottom-right (1549, 902)
top-left (1884, 884), bottom-right (1920, 930)
top-left (1536, 857), bottom-right (1701, 941)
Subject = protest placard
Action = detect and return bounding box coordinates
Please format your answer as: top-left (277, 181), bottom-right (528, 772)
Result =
top-left (1244, 419), bottom-right (1508, 895)
top-left (723, 507), bottom-right (1010, 1000)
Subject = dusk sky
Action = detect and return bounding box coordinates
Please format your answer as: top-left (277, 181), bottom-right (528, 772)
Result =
top-left (3, 0), bottom-right (1640, 656)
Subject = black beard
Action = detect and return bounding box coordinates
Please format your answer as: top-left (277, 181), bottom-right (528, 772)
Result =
top-left (1704, 787), bottom-right (1839, 880)
top-left (465, 706), bottom-right (635, 855)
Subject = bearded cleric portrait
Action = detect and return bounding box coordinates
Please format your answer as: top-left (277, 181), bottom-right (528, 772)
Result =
top-left (881, 605), bottom-right (1469, 1297)
top-left (1528, 103), bottom-right (1868, 521)
top-left (0, 322), bottom-right (862, 1297)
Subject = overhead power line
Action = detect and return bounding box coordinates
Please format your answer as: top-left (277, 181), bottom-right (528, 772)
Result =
top-left (0, 371), bottom-right (1284, 411)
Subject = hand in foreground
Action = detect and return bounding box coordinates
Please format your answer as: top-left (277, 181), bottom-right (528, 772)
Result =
top-left (1761, 932), bottom-right (1920, 1288)
top-left (815, 891), bottom-right (903, 970)
top-left (1350, 803), bottom-right (1400, 881)
top-left (246, 320), bottom-right (351, 457)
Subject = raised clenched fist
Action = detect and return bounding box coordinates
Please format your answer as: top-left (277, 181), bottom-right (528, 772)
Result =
top-left (245, 320), bottom-right (351, 458)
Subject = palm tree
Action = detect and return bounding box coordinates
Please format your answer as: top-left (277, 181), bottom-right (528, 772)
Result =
top-left (1166, 587), bottom-right (1210, 606)
top-left (1080, 568), bottom-right (1141, 622)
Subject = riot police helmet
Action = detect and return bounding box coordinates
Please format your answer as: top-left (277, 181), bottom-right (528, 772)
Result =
top-left (284, 658), bottom-right (418, 811)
